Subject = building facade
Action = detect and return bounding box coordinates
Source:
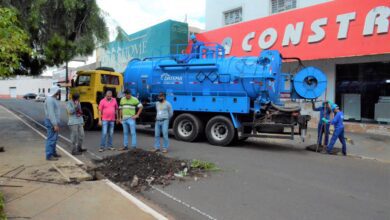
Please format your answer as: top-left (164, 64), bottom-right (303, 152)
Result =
top-left (96, 20), bottom-right (189, 73)
top-left (201, 0), bottom-right (390, 135)
top-left (0, 76), bottom-right (54, 99)
top-left (206, 0), bottom-right (331, 31)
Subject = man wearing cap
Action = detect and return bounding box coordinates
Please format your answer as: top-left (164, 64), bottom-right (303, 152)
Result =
top-left (44, 85), bottom-right (61, 161)
top-left (190, 34), bottom-right (204, 59)
top-left (312, 100), bottom-right (331, 147)
top-left (322, 104), bottom-right (347, 156)
top-left (118, 90), bottom-right (143, 150)
top-left (66, 93), bottom-right (85, 155)
top-left (178, 34), bottom-right (205, 63)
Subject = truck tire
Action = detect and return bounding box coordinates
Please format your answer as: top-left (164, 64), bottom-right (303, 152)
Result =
top-left (173, 113), bottom-right (203, 142)
top-left (205, 116), bottom-right (236, 146)
top-left (82, 107), bottom-right (96, 130)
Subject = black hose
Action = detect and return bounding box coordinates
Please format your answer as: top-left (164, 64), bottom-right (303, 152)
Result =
top-left (270, 102), bottom-right (301, 112)
top-left (280, 55), bottom-right (305, 67)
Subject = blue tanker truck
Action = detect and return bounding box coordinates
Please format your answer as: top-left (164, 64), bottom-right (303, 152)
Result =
top-left (121, 43), bottom-right (327, 146)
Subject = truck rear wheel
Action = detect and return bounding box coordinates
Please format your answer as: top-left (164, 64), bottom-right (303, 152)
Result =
top-left (173, 113), bottom-right (203, 142)
top-left (82, 107), bottom-right (96, 130)
top-left (205, 116), bottom-right (236, 146)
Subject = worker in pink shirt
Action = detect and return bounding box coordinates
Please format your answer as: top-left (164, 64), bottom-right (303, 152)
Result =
top-left (98, 90), bottom-right (118, 152)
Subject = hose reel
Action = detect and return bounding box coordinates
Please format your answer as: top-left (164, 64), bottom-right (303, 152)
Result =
top-left (293, 67), bottom-right (327, 99)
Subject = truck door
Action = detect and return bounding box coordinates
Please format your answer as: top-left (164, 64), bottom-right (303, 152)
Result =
top-left (74, 74), bottom-right (93, 102)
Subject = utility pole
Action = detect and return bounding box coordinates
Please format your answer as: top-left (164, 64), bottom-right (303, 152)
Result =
top-left (65, 28), bottom-right (69, 101)
top-left (65, 60), bottom-right (69, 101)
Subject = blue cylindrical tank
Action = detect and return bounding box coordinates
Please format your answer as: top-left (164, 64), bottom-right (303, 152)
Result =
top-left (123, 50), bottom-right (326, 104)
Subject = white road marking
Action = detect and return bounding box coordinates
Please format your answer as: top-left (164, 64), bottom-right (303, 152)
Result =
top-left (104, 180), bottom-right (169, 220)
top-left (14, 109), bottom-right (103, 160)
top-left (2, 106), bottom-right (84, 165)
top-left (5, 105), bottom-right (220, 220)
top-left (150, 185), bottom-right (218, 220)
top-left (1, 105), bottom-right (168, 220)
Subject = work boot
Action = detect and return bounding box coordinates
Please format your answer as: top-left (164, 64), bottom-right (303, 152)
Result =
top-left (77, 146), bottom-right (84, 153)
top-left (53, 153), bottom-right (61, 158)
top-left (46, 156), bottom-right (59, 161)
top-left (78, 146), bottom-right (87, 152)
top-left (72, 148), bottom-right (82, 155)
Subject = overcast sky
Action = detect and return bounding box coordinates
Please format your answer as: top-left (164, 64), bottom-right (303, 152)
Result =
top-left (96, 0), bottom-right (206, 35)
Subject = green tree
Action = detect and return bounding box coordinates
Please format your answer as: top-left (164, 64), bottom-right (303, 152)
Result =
top-left (0, 7), bottom-right (31, 77)
top-left (0, 0), bottom-right (108, 75)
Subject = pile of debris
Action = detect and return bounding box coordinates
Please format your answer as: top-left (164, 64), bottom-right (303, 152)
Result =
top-left (97, 149), bottom-right (191, 191)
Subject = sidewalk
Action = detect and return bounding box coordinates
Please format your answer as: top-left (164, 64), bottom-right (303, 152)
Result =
top-left (261, 128), bottom-right (390, 163)
top-left (0, 106), bottom-right (165, 220)
top-left (305, 128), bottom-right (390, 162)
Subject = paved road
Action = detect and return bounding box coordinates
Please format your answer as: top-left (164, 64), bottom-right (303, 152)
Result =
top-left (1, 99), bottom-right (389, 220)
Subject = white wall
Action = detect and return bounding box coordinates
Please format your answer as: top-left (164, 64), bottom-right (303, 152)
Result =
top-left (206, 0), bottom-right (331, 31)
top-left (0, 77), bottom-right (54, 98)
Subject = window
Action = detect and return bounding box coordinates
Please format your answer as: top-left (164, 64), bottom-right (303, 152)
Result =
top-left (48, 88), bottom-right (50, 93)
top-left (42, 88), bottom-right (45, 93)
top-left (76, 75), bottom-right (91, 86)
top-left (38, 88), bottom-right (40, 93)
top-left (101, 74), bottom-right (119, 85)
top-left (224, 7), bottom-right (242, 26)
top-left (336, 62), bottom-right (390, 123)
top-left (271, 0), bottom-right (297, 14)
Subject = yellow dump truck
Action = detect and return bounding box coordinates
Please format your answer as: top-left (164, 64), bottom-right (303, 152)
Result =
top-left (69, 67), bottom-right (123, 130)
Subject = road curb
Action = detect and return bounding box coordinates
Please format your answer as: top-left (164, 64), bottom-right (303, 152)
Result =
top-left (104, 180), bottom-right (168, 220)
top-left (348, 154), bottom-right (390, 164)
top-left (0, 104), bottom-right (169, 220)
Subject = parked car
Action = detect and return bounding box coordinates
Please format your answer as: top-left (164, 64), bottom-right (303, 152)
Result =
top-left (35, 93), bottom-right (46, 102)
top-left (23, 93), bottom-right (37, 100)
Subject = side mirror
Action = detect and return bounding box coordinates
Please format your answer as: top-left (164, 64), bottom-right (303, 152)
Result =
top-left (71, 79), bottom-right (75, 87)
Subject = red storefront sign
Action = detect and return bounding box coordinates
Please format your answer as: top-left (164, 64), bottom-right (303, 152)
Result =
top-left (197, 0), bottom-right (390, 60)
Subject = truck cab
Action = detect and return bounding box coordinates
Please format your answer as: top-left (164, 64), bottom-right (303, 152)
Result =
top-left (70, 67), bottom-right (123, 130)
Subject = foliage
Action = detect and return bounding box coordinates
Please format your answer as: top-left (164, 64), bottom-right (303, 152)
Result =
top-left (0, 0), bottom-right (108, 75)
top-left (115, 26), bottom-right (128, 42)
top-left (0, 191), bottom-right (5, 220)
top-left (191, 159), bottom-right (220, 171)
top-left (0, 7), bottom-right (31, 77)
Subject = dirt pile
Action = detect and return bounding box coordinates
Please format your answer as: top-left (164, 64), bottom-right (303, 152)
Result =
top-left (97, 149), bottom-right (188, 191)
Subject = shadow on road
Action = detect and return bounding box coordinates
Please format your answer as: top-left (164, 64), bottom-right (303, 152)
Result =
top-left (235, 139), bottom-right (308, 153)
top-left (133, 126), bottom-right (308, 153)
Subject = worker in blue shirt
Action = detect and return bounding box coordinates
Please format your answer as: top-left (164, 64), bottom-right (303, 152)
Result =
top-left (178, 34), bottom-right (205, 63)
top-left (312, 100), bottom-right (331, 147)
top-left (190, 34), bottom-right (204, 59)
top-left (322, 104), bottom-right (347, 156)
